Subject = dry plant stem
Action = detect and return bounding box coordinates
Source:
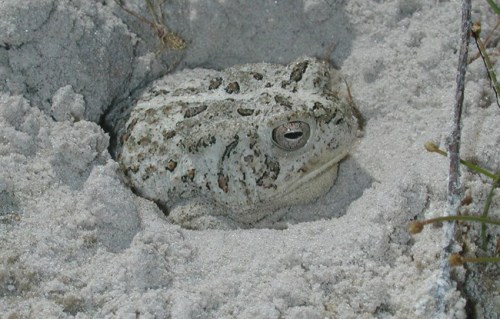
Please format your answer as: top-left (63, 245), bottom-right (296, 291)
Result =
top-left (434, 0), bottom-right (471, 316)
top-left (114, 0), bottom-right (154, 26)
top-left (442, 0), bottom-right (470, 244)
top-left (447, 0), bottom-right (470, 203)
top-left (481, 18), bottom-right (500, 48)
top-left (472, 23), bottom-right (500, 108)
top-left (145, 0), bottom-right (161, 21)
top-left (113, 0), bottom-right (186, 51)
top-left (468, 19), bottom-right (500, 63)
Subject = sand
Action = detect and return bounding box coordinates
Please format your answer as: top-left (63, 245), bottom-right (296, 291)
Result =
top-left (1, 0), bottom-right (499, 318)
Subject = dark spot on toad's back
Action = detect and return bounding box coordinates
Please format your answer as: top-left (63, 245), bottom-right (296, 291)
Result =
top-left (144, 108), bottom-right (157, 117)
top-left (121, 132), bottom-right (130, 143)
top-left (141, 173), bottom-right (150, 181)
top-left (181, 169), bottom-right (195, 182)
top-left (222, 135), bottom-right (239, 161)
top-left (290, 61), bottom-right (309, 82)
top-left (237, 108), bottom-right (254, 116)
top-left (184, 104), bottom-right (208, 118)
top-left (145, 164), bottom-right (157, 175)
top-left (218, 173), bottom-right (229, 193)
top-left (313, 77), bottom-right (322, 87)
top-left (281, 80), bottom-right (290, 89)
top-left (180, 174), bottom-right (188, 182)
top-left (244, 154), bottom-right (254, 163)
top-left (149, 88), bottom-right (168, 96)
top-left (225, 82), bottom-right (240, 94)
top-left (191, 135), bottom-right (216, 152)
top-left (139, 136), bottom-right (151, 145)
top-left (137, 153), bottom-right (146, 162)
top-left (126, 118), bottom-right (138, 132)
top-left (166, 160), bottom-right (177, 172)
top-left (129, 164), bottom-right (139, 174)
top-left (158, 145), bottom-right (166, 154)
top-left (162, 105), bottom-right (173, 115)
top-left (162, 130), bottom-right (176, 140)
top-left (274, 95), bottom-right (292, 108)
top-left (209, 77), bottom-right (223, 90)
top-left (313, 101), bottom-right (324, 111)
top-left (252, 72), bottom-right (263, 80)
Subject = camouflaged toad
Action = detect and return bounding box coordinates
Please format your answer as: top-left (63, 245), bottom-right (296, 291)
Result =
top-left (118, 56), bottom-right (357, 228)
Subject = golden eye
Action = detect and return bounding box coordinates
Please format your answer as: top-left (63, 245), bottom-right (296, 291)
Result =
top-left (272, 121), bottom-right (310, 151)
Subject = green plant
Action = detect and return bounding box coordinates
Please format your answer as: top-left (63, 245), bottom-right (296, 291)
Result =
top-left (485, 0), bottom-right (500, 14)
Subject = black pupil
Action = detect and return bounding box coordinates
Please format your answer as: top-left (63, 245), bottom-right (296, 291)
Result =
top-left (284, 131), bottom-right (303, 140)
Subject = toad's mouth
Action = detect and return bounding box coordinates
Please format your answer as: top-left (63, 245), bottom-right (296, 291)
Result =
top-left (264, 150), bottom-right (349, 207)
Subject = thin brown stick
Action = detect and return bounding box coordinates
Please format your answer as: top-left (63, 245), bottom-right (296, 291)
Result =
top-left (114, 0), bottom-right (155, 27)
top-left (447, 0), bottom-right (471, 211)
top-left (113, 0), bottom-right (186, 51)
top-left (472, 22), bottom-right (500, 109)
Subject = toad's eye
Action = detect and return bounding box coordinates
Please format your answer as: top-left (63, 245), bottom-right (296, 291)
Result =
top-left (272, 121), bottom-right (310, 151)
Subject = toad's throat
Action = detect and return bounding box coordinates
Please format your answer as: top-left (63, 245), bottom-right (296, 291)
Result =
top-left (263, 150), bottom-right (349, 207)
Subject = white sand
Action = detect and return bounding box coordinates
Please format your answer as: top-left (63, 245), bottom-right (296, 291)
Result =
top-left (1, 0), bottom-right (499, 318)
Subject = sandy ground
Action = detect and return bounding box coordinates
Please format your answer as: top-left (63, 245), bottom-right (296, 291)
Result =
top-left (1, 0), bottom-right (499, 318)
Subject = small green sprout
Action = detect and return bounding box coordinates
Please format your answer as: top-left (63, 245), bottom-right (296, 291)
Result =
top-left (424, 142), bottom-right (497, 179)
top-left (485, 0), bottom-right (500, 15)
top-left (449, 253), bottom-right (500, 266)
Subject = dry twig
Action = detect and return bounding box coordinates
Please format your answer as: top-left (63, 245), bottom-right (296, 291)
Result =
top-left (114, 0), bottom-right (186, 51)
top-left (433, 0), bottom-right (471, 316)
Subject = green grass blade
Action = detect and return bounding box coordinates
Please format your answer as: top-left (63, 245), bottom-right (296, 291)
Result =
top-left (481, 177), bottom-right (500, 249)
top-left (485, 0), bottom-right (500, 15)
